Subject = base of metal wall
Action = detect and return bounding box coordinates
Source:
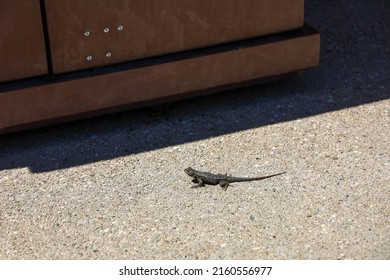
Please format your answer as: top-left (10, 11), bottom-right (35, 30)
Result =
top-left (0, 25), bottom-right (319, 134)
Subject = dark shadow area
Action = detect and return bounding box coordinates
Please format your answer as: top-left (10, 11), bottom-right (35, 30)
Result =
top-left (0, 0), bottom-right (389, 173)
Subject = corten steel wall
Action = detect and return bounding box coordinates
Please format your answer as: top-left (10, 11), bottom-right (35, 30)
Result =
top-left (0, 0), bottom-right (319, 134)
top-left (0, 0), bottom-right (47, 82)
top-left (44, 0), bottom-right (304, 73)
top-left (0, 28), bottom-right (320, 134)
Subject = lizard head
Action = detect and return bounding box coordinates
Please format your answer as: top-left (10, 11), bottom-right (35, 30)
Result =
top-left (184, 167), bottom-right (195, 176)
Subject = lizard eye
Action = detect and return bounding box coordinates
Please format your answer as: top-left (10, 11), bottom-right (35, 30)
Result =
top-left (184, 167), bottom-right (192, 174)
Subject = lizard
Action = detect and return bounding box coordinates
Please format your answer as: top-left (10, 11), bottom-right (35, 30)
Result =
top-left (184, 167), bottom-right (286, 190)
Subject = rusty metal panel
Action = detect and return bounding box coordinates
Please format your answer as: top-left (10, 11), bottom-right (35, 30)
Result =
top-left (0, 0), bottom-right (48, 83)
top-left (44, 0), bottom-right (304, 74)
top-left (0, 26), bottom-right (319, 134)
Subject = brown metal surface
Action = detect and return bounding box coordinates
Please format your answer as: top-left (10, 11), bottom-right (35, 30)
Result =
top-left (0, 28), bottom-right (320, 134)
top-left (44, 0), bottom-right (304, 74)
top-left (0, 0), bottom-right (48, 83)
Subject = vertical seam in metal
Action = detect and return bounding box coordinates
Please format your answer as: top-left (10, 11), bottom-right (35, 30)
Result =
top-left (39, 0), bottom-right (54, 75)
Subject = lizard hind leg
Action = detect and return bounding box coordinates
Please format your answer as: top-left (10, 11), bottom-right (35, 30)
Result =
top-left (219, 180), bottom-right (230, 191)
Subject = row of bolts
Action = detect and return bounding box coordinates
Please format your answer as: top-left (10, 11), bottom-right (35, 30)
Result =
top-left (84, 25), bottom-right (124, 61)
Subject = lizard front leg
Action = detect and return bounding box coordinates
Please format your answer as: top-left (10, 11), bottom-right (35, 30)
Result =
top-left (191, 178), bottom-right (205, 188)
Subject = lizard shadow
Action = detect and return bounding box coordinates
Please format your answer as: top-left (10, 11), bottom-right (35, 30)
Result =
top-left (0, 0), bottom-right (389, 173)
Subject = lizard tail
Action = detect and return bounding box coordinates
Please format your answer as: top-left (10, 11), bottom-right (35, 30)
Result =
top-left (254, 171), bottom-right (286, 181)
top-left (234, 171), bottom-right (286, 182)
